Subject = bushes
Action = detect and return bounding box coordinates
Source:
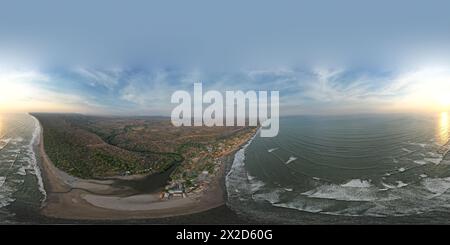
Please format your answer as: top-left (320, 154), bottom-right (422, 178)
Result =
top-left (35, 114), bottom-right (178, 179)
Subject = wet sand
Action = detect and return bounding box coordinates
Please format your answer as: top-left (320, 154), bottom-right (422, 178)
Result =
top-left (37, 121), bottom-right (252, 220)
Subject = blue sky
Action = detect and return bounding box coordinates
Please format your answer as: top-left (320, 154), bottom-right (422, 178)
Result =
top-left (1, 0), bottom-right (450, 114)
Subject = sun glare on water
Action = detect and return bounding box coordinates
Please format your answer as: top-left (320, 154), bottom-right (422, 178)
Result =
top-left (438, 112), bottom-right (450, 145)
top-left (0, 114), bottom-right (3, 137)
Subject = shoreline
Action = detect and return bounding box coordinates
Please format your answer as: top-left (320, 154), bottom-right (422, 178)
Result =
top-left (36, 118), bottom-right (257, 220)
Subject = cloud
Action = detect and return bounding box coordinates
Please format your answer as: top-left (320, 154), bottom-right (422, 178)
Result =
top-left (74, 67), bottom-right (122, 89)
top-left (3, 65), bottom-right (450, 115)
top-left (118, 70), bottom-right (185, 115)
top-left (0, 68), bottom-right (49, 84)
top-left (0, 68), bottom-right (114, 113)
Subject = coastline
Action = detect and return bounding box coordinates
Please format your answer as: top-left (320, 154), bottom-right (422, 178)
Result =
top-left (36, 118), bottom-right (257, 220)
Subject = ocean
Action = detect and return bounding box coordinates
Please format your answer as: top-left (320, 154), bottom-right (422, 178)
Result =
top-left (226, 113), bottom-right (450, 223)
top-left (2, 113), bottom-right (450, 224)
top-left (0, 113), bottom-right (45, 224)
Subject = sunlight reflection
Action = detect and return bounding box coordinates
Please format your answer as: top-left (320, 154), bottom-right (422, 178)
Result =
top-left (0, 114), bottom-right (3, 137)
top-left (438, 112), bottom-right (449, 145)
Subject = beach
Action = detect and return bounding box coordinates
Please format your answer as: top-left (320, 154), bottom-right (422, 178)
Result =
top-left (37, 120), bottom-right (255, 220)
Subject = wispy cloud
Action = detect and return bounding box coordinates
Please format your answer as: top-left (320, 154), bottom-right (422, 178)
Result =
top-left (3, 65), bottom-right (449, 115)
top-left (74, 67), bottom-right (122, 89)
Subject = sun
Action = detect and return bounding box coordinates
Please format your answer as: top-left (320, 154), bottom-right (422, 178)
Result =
top-left (405, 67), bottom-right (450, 112)
top-left (0, 80), bottom-right (33, 112)
top-left (438, 95), bottom-right (450, 108)
top-left (0, 81), bottom-right (31, 103)
top-left (0, 69), bottom-right (49, 113)
top-left (433, 87), bottom-right (450, 111)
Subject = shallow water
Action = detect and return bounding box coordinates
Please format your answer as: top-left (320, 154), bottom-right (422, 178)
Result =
top-left (226, 113), bottom-right (450, 221)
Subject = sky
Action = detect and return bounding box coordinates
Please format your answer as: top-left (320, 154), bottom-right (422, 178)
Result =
top-left (1, 0), bottom-right (450, 115)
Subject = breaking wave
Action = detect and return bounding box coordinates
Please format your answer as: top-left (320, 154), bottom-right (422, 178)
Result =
top-left (29, 116), bottom-right (46, 200)
top-left (226, 115), bottom-right (450, 220)
top-left (0, 114), bottom-right (46, 216)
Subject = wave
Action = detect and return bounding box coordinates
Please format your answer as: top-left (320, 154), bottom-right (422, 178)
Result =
top-left (422, 177), bottom-right (450, 196)
top-left (381, 182), bottom-right (396, 190)
top-left (414, 160), bottom-right (427, 165)
top-left (409, 142), bottom-right (428, 148)
top-left (253, 189), bottom-right (282, 204)
top-left (0, 195), bottom-right (15, 209)
top-left (402, 148), bottom-right (413, 153)
top-left (301, 180), bottom-right (386, 202)
top-left (0, 138), bottom-right (11, 151)
top-left (28, 115), bottom-right (46, 201)
top-left (424, 157), bottom-right (442, 165)
top-left (225, 116), bottom-right (450, 219)
top-left (341, 179), bottom-right (371, 188)
top-left (0, 179), bottom-right (15, 208)
top-left (17, 167), bottom-right (26, 176)
top-left (395, 181), bottom-right (408, 188)
top-left (248, 175), bottom-right (450, 217)
top-left (285, 156), bottom-right (297, 165)
top-left (0, 177), bottom-right (5, 188)
top-left (226, 129), bottom-right (259, 197)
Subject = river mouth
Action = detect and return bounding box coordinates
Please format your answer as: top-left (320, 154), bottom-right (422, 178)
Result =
top-left (112, 162), bottom-right (180, 194)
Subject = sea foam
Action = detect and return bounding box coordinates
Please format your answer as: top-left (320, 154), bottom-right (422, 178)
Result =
top-left (341, 179), bottom-right (371, 188)
top-left (285, 156), bottom-right (297, 165)
top-left (28, 116), bottom-right (47, 201)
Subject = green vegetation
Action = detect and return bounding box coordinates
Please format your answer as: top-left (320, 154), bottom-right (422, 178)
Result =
top-left (32, 113), bottom-right (256, 184)
top-left (33, 114), bottom-right (179, 178)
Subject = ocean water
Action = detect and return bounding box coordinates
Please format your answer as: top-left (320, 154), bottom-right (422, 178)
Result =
top-left (0, 113), bottom-right (45, 223)
top-left (226, 113), bottom-right (450, 222)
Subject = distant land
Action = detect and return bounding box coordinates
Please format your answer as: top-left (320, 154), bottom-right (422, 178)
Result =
top-left (31, 113), bottom-right (257, 220)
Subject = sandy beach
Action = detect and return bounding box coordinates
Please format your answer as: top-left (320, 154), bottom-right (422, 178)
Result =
top-left (37, 121), bottom-right (253, 220)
